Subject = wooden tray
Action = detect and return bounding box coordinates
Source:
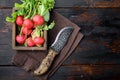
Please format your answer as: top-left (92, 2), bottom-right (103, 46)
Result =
top-left (12, 8), bottom-right (47, 50)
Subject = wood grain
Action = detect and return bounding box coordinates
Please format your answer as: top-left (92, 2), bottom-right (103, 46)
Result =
top-left (0, 0), bottom-right (120, 80)
top-left (0, 8), bottom-right (120, 64)
top-left (51, 65), bottom-right (120, 80)
top-left (0, 67), bottom-right (35, 80)
top-left (0, 0), bottom-right (120, 8)
top-left (1, 8), bottom-right (120, 65)
top-left (0, 65), bottom-right (120, 80)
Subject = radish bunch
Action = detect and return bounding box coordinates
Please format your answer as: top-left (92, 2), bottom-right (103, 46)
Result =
top-left (6, 0), bottom-right (55, 47)
top-left (15, 15), bottom-right (45, 47)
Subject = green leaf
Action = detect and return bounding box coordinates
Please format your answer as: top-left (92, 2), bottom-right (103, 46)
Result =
top-left (20, 0), bottom-right (26, 3)
top-left (24, 3), bottom-right (29, 9)
top-left (46, 0), bottom-right (55, 10)
top-left (14, 3), bottom-right (23, 9)
top-left (12, 12), bottom-right (17, 18)
top-left (38, 4), bottom-right (47, 16)
top-left (43, 21), bottom-right (55, 30)
top-left (40, 30), bottom-right (44, 37)
top-left (6, 17), bottom-right (15, 22)
top-left (24, 42), bottom-right (27, 47)
top-left (43, 25), bottom-right (49, 30)
top-left (6, 12), bottom-right (18, 22)
top-left (31, 6), bottom-right (37, 18)
top-left (41, 0), bottom-right (46, 4)
top-left (17, 9), bottom-right (24, 15)
top-left (43, 10), bottom-right (50, 22)
top-left (31, 30), bottom-right (36, 39)
top-left (36, 26), bottom-right (41, 37)
top-left (48, 21), bottom-right (55, 29)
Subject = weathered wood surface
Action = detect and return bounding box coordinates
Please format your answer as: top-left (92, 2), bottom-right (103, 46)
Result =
top-left (1, 65), bottom-right (120, 80)
top-left (0, 0), bottom-right (120, 80)
top-left (0, 8), bottom-right (120, 65)
top-left (51, 65), bottom-right (120, 80)
top-left (0, 0), bottom-right (120, 8)
top-left (0, 67), bottom-right (35, 80)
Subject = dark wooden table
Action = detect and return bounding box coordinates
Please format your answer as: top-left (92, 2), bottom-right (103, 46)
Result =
top-left (0, 0), bottom-right (120, 80)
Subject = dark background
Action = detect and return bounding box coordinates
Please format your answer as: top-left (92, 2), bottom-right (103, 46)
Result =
top-left (0, 0), bottom-right (120, 80)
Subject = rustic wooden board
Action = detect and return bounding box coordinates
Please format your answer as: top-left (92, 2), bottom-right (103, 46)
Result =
top-left (0, 0), bottom-right (120, 79)
top-left (55, 8), bottom-right (120, 27)
top-left (0, 67), bottom-right (35, 80)
top-left (51, 65), bottom-right (120, 80)
top-left (0, 32), bottom-right (11, 45)
top-left (0, 9), bottom-right (16, 65)
top-left (0, 9), bottom-right (12, 44)
top-left (0, 9), bottom-right (12, 28)
top-left (0, 65), bottom-right (120, 80)
top-left (0, 45), bottom-right (16, 65)
top-left (55, 0), bottom-right (120, 8)
top-left (0, 8), bottom-right (120, 65)
top-left (0, 0), bottom-right (120, 8)
top-left (0, 0), bottom-right (21, 8)
top-left (59, 8), bottom-right (120, 64)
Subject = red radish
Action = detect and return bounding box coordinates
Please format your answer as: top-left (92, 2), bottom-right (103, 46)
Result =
top-left (33, 15), bottom-right (44, 25)
top-left (23, 19), bottom-right (33, 29)
top-left (22, 27), bottom-right (32, 35)
top-left (16, 16), bottom-right (24, 26)
top-left (33, 23), bottom-right (37, 28)
top-left (26, 37), bottom-right (35, 47)
top-left (16, 35), bottom-right (26, 44)
top-left (34, 37), bottom-right (44, 45)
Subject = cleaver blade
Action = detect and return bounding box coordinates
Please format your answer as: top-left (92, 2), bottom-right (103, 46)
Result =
top-left (34, 27), bottom-right (74, 75)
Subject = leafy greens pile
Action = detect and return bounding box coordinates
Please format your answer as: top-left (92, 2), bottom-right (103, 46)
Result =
top-left (6, 0), bottom-right (55, 47)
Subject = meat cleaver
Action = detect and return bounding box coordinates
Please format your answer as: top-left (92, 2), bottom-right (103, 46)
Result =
top-left (34, 27), bottom-right (74, 75)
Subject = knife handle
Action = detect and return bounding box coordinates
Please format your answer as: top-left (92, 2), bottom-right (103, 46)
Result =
top-left (34, 49), bottom-right (58, 75)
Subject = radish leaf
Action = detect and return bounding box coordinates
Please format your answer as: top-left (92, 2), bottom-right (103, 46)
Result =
top-left (48, 21), bottom-right (55, 29)
top-left (43, 10), bottom-right (50, 22)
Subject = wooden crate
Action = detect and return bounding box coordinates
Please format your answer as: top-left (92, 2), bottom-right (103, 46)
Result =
top-left (12, 8), bottom-right (47, 50)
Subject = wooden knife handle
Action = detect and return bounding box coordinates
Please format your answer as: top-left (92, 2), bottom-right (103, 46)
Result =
top-left (34, 49), bottom-right (57, 75)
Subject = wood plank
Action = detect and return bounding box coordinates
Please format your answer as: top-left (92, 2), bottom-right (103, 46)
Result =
top-left (56, 8), bottom-right (120, 64)
top-left (55, 0), bottom-right (120, 8)
top-left (0, 31), bottom-right (12, 44)
top-left (0, 67), bottom-right (35, 80)
top-left (50, 65), bottom-right (120, 80)
top-left (92, 0), bottom-right (120, 8)
top-left (55, 8), bottom-right (120, 27)
top-left (0, 8), bottom-right (120, 65)
top-left (0, 9), bottom-right (12, 44)
top-left (0, 45), bottom-right (16, 65)
top-left (0, 1), bottom-right (120, 80)
top-left (0, 65), bottom-right (120, 80)
top-left (0, 0), bottom-right (120, 8)
top-left (0, 9), bottom-right (12, 29)
top-left (0, 0), bottom-right (21, 8)
top-left (0, 9), bottom-right (16, 65)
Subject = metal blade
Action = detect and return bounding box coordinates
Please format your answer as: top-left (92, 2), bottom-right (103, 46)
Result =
top-left (50, 27), bottom-right (74, 53)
